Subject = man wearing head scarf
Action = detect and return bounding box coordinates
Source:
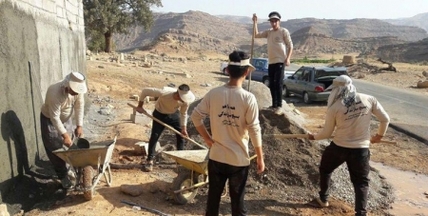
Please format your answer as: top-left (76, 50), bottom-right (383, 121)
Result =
top-left (134, 84), bottom-right (195, 172)
top-left (307, 75), bottom-right (390, 216)
top-left (40, 72), bottom-right (87, 189)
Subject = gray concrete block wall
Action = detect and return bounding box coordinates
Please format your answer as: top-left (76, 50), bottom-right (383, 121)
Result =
top-left (0, 0), bottom-right (86, 199)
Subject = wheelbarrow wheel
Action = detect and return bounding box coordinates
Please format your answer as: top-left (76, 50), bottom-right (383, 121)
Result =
top-left (172, 171), bottom-right (200, 205)
top-left (82, 166), bottom-right (94, 201)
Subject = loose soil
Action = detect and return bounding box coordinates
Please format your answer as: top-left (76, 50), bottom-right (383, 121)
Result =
top-left (6, 49), bottom-right (428, 216)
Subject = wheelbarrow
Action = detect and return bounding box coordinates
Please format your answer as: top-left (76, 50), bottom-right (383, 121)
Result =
top-left (53, 136), bottom-right (117, 200)
top-left (163, 149), bottom-right (257, 205)
top-left (162, 149), bottom-right (209, 205)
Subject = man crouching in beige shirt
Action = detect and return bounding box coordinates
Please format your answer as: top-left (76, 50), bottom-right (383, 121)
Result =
top-left (40, 72), bottom-right (87, 189)
top-left (191, 51), bottom-right (265, 216)
top-left (135, 84), bottom-right (195, 172)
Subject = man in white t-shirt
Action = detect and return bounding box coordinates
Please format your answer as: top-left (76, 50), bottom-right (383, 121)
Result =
top-left (191, 51), bottom-right (265, 215)
top-left (307, 75), bottom-right (390, 216)
top-left (40, 72), bottom-right (87, 189)
top-left (253, 11), bottom-right (293, 114)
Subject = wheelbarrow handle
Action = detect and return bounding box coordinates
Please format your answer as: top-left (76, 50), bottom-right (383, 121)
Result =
top-left (127, 103), bottom-right (207, 149)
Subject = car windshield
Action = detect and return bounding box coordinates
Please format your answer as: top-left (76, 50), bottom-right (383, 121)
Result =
top-left (315, 70), bottom-right (347, 79)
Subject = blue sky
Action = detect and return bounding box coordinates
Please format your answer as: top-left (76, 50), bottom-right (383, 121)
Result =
top-left (152, 0), bottom-right (428, 20)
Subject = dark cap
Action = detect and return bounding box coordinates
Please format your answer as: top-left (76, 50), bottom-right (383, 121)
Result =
top-left (268, 11), bottom-right (281, 21)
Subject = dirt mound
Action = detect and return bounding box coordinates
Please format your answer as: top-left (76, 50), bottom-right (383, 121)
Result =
top-left (245, 110), bottom-right (393, 211)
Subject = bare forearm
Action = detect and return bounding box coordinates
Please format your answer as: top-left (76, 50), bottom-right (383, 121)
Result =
top-left (195, 125), bottom-right (211, 141)
top-left (254, 146), bottom-right (263, 160)
top-left (286, 49), bottom-right (293, 60)
top-left (137, 101), bottom-right (144, 108)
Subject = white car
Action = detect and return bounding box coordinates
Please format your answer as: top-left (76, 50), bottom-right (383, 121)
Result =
top-left (220, 62), bottom-right (228, 75)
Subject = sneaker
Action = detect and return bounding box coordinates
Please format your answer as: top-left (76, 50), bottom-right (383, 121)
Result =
top-left (142, 161), bottom-right (153, 172)
top-left (274, 107), bottom-right (283, 115)
top-left (307, 197), bottom-right (329, 208)
top-left (61, 177), bottom-right (72, 189)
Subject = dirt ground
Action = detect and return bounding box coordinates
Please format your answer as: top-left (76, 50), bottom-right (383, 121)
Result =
top-left (21, 49), bottom-right (428, 216)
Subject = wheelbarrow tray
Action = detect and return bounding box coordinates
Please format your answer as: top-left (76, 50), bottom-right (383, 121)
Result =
top-left (163, 149), bottom-right (209, 175)
top-left (53, 140), bottom-right (116, 168)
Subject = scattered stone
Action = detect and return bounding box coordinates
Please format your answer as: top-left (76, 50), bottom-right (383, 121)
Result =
top-left (200, 83), bottom-right (211, 87)
top-left (120, 184), bottom-right (144, 197)
top-left (0, 204), bottom-right (9, 216)
top-left (417, 80), bottom-right (428, 88)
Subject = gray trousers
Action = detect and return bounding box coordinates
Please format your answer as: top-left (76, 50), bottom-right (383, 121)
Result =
top-left (40, 113), bottom-right (73, 179)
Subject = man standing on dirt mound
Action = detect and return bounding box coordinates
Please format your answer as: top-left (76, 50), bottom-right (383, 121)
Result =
top-left (40, 71), bottom-right (87, 189)
top-left (253, 11), bottom-right (293, 115)
top-left (191, 51), bottom-right (265, 216)
top-left (135, 84), bottom-right (195, 172)
top-left (307, 75), bottom-right (390, 216)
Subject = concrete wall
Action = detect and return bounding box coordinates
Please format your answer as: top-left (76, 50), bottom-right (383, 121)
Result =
top-left (0, 0), bottom-right (85, 200)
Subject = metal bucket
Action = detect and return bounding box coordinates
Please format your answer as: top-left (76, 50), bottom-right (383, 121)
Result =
top-left (76, 138), bottom-right (90, 149)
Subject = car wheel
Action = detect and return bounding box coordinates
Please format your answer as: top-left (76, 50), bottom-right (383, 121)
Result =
top-left (303, 92), bottom-right (311, 104)
top-left (283, 85), bottom-right (290, 97)
top-left (263, 77), bottom-right (269, 87)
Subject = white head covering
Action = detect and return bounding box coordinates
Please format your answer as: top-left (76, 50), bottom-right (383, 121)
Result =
top-left (326, 75), bottom-right (357, 108)
top-left (177, 84), bottom-right (195, 103)
top-left (62, 72), bottom-right (87, 94)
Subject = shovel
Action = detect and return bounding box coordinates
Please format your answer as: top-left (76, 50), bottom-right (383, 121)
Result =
top-left (267, 133), bottom-right (397, 144)
top-left (127, 103), bottom-right (207, 149)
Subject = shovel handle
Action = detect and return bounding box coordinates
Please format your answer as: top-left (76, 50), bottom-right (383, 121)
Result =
top-left (271, 133), bottom-right (397, 144)
top-left (271, 134), bottom-right (309, 139)
top-left (127, 103), bottom-right (207, 149)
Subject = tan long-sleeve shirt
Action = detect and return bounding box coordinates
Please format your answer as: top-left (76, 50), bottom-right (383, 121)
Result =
top-left (255, 27), bottom-right (293, 64)
top-left (314, 93), bottom-right (390, 148)
top-left (191, 85), bottom-right (262, 166)
top-left (139, 87), bottom-right (190, 126)
top-left (40, 81), bottom-right (84, 135)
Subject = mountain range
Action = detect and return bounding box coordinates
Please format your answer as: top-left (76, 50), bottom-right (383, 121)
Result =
top-left (113, 11), bottom-right (428, 62)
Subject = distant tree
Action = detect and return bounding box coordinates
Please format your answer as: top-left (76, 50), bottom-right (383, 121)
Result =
top-left (83, 0), bottom-right (162, 52)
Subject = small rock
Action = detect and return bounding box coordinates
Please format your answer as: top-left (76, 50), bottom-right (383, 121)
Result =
top-left (120, 184), bottom-right (144, 197)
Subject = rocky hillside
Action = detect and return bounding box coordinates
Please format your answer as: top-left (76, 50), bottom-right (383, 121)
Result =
top-left (254, 18), bottom-right (427, 42)
top-left (288, 26), bottom-right (405, 55)
top-left (384, 12), bottom-right (428, 32)
top-left (114, 11), bottom-right (253, 53)
top-left (370, 38), bottom-right (428, 63)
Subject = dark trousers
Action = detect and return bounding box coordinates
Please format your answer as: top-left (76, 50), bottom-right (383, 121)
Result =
top-left (147, 109), bottom-right (184, 161)
top-left (40, 113), bottom-right (72, 179)
top-left (206, 159), bottom-right (249, 216)
top-left (319, 142), bottom-right (370, 216)
top-left (268, 63), bottom-right (285, 108)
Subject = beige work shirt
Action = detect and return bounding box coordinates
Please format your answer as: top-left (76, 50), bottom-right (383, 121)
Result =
top-left (255, 27), bottom-right (293, 64)
top-left (40, 81), bottom-right (84, 135)
top-left (314, 93), bottom-right (390, 148)
top-left (191, 85), bottom-right (262, 167)
top-left (139, 87), bottom-right (190, 126)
